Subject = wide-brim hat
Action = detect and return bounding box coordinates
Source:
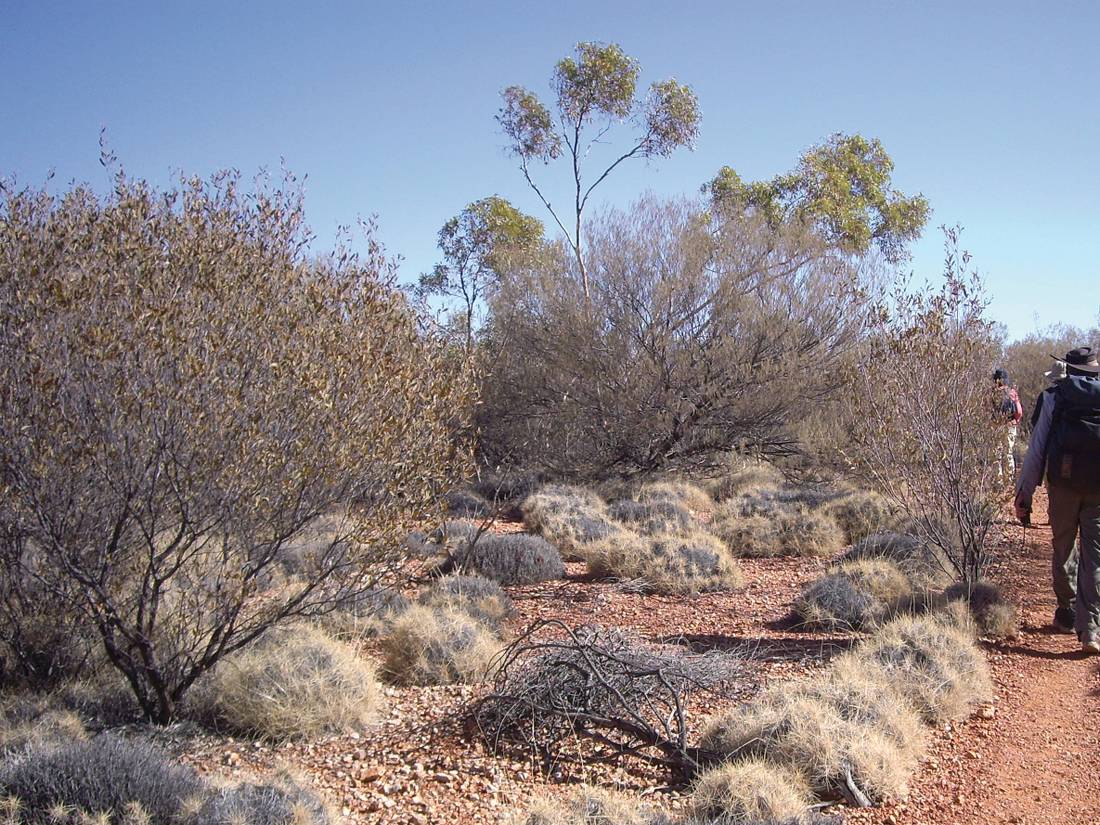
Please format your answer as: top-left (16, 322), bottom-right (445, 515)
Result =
top-left (1052, 346), bottom-right (1100, 374)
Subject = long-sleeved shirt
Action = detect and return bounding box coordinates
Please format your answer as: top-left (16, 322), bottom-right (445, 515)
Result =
top-left (1016, 387), bottom-right (1056, 503)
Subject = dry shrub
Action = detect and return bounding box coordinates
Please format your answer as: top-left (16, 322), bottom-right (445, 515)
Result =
top-left (444, 488), bottom-right (494, 519)
top-left (520, 786), bottom-right (654, 825)
top-left (849, 613), bottom-right (993, 723)
top-left (689, 758), bottom-right (811, 824)
top-left (194, 769), bottom-right (331, 825)
top-left (204, 625), bottom-right (383, 741)
top-left (608, 499), bottom-right (695, 536)
top-left (842, 531), bottom-right (953, 590)
top-left (636, 481), bottom-right (715, 514)
top-left (321, 587), bottom-right (410, 640)
top-left (418, 574), bottom-right (513, 635)
top-left (0, 710), bottom-right (86, 756)
top-left (704, 455), bottom-right (786, 502)
top-left (0, 735), bottom-right (203, 825)
top-left (585, 532), bottom-right (744, 594)
top-left (477, 622), bottom-right (742, 776)
top-left (521, 486), bottom-right (617, 558)
top-left (452, 533), bottom-right (564, 585)
top-left (943, 581), bottom-right (1019, 640)
top-left (698, 691), bottom-right (914, 804)
top-left (712, 502), bottom-right (844, 558)
top-left (793, 559), bottom-right (913, 630)
top-left (824, 490), bottom-right (897, 544)
top-left (381, 606), bottom-right (500, 686)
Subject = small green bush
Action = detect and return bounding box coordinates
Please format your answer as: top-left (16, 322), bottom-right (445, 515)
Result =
top-left (793, 559), bottom-right (913, 630)
top-left (586, 531), bottom-right (744, 594)
top-left (418, 574), bottom-right (513, 635)
top-left (203, 625), bottom-right (383, 741)
top-left (381, 606), bottom-right (500, 686)
top-left (452, 534), bottom-right (564, 585)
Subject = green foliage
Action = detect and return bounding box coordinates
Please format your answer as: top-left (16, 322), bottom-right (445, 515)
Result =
top-left (497, 42), bottom-right (700, 289)
top-left (416, 196), bottom-right (544, 347)
top-left (706, 133), bottom-right (929, 262)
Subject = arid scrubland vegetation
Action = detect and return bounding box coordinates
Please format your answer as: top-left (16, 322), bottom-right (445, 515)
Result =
top-left (0, 41), bottom-right (1042, 825)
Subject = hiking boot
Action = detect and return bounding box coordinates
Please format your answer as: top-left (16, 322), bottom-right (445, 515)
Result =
top-left (1053, 607), bottom-right (1076, 633)
top-left (1082, 636), bottom-right (1100, 655)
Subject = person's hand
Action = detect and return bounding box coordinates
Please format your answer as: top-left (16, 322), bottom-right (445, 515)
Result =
top-left (1014, 494), bottom-right (1032, 526)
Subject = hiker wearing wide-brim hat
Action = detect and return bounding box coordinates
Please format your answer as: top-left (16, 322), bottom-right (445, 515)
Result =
top-left (1015, 346), bottom-right (1100, 653)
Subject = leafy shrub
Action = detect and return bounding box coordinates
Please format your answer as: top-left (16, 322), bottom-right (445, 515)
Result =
top-left (793, 559), bottom-right (914, 630)
top-left (381, 606), bottom-right (500, 686)
top-left (841, 531), bottom-right (953, 590)
top-left (585, 532), bottom-right (743, 594)
top-left (418, 574), bottom-right (513, 635)
top-left (607, 499), bottom-right (694, 536)
top-left (452, 534), bottom-right (564, 585)
top-left (712, 501), bottom-right (844, 558)
top-left (0, 170), bottom-right (475, 722)
top-left (825, 490), bottom-right (897, 544)
top-left (521, 486), bottom-right (616, 557)
top-left (849, 612), bottom-right (993, 723)
top-left (194, 770), bottom-right (330, 825)
top-left (943, 581), bottom-right (1019, 640)
top-left (689, 758), bottom-right (811, 825)
top-left (203, 625), bottom-right (383, 741)
top-left (0, 735), bottom-right (203, 825)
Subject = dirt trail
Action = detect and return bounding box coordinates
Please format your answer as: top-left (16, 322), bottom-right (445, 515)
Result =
top-left (861, 489), bottom-right (1100, 825)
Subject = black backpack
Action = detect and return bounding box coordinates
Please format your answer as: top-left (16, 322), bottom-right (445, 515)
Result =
top-left (1046, 377), bottom-right (1100, 492)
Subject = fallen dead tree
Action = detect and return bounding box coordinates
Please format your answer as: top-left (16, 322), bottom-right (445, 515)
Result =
top-left (472, 619), bottom-right (744, 778)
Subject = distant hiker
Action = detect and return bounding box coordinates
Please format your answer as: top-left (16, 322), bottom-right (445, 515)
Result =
top-left (993, 368), bottom-right (1023, 482)
top-left (1015, 347), bottom-right (1100, 653)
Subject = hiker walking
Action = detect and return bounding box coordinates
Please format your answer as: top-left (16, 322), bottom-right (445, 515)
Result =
top-left (993, 368), bottom-right (1023, 482)
top-left (1015, 347), bottom-right (1100, 653)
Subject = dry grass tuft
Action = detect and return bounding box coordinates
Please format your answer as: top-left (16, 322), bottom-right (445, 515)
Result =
top-left (519, 786), bottom-right (654, 825)
top-left (585, 531), bottom-right (744, 594)
top-left (381, 606), bottom-right (501, 686)
top-left (204, 624), bottom-right (383, 741)
top-left (608, 499), bottom-right (695, 536)
top-left (824, 490), bottom-right (898, 544)
top-left (711, 501), bottom-right (845, 558)
top-left (521, 485), bottom-right (617, 559)
top-left (943, 581), bottom-right (1019, 640)
top-left (0, 710), bottom-right (86, 756)
top-left (636, 480), bottom-right (715, 514)
top-left (452, 533), bottom-right (565, 585)
top-left (418, 574), bottom-right (513, 636)
top-left (793, 559), bottom-right (914, 630)
top-left (843, 531), bottom-right (953, 590)
top-left (704, 456), bottom-right (785, 502)
top-left (689, 758), bottom-right (811, 824)
top-left (850, 612), bottom-right (993, 723)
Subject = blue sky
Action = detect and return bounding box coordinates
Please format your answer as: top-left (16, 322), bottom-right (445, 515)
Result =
top-left (3, 1), bottom-right (1098, 339)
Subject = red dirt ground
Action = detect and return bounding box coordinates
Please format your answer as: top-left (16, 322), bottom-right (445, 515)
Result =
top-left (174, 491), bottom-right (1100, 824)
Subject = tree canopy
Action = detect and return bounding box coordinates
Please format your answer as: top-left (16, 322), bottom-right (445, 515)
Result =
top-left (705, 133), bottom-right (929, 263)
